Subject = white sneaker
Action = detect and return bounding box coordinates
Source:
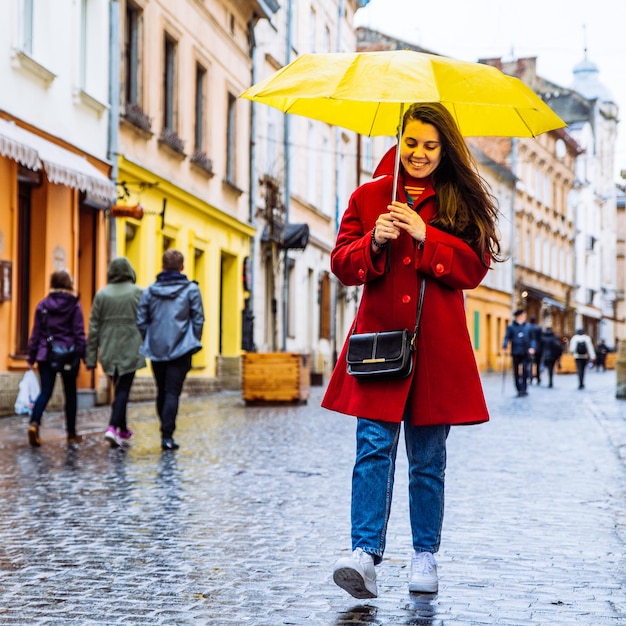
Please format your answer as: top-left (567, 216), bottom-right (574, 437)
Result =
top-left (333, 547), bottom-right (378, 599)
top-left (409, 551), bottom-right (438, 593)
top-left (104, 426), bottom-right (122, 448)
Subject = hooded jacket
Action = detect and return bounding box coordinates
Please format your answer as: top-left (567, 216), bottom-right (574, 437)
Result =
top-left (136, 271), bottom-right (204, 362)
top-left (321, 158), bottom-right (490, 426)
top-left (85, 257), bottom-right (146, 376)
top-left (28, 290), bottom-right (86, 366)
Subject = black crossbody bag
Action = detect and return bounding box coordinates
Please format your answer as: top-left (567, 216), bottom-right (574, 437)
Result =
top-left (346, 279), bottom-right (426, 381)
top-left (42, 308), bottom-right (80, 373)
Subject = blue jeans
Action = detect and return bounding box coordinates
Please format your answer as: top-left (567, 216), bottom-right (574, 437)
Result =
top-left (351, 412), bottom-right (450, 564)
top-left (31, 361), bottom-right (78, 436)
top-left (109, 371), bottom-right (135, 431)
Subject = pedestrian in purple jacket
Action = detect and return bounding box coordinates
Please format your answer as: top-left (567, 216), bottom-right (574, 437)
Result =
top-left (26, 270), bottom-right (86, 446)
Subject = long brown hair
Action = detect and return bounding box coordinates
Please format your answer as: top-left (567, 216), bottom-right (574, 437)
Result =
top-left (402, 102), bottom-right (503, 265)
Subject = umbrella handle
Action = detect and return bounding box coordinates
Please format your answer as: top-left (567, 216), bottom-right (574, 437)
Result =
top-left (391, 103), bottom-right (404, 203)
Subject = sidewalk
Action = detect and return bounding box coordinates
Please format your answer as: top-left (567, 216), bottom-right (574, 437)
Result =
top-left (0, 369), bottom-right (623, 625)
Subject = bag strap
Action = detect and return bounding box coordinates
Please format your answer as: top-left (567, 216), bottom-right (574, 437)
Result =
top-left (411, 278), bottom-right (426, 345)
top-left (352, 277), bottom-right (427, 338)
top-left (41, 308), bottom-right (54, 343)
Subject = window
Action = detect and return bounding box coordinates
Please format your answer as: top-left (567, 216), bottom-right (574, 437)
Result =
top-left (306, 122), bottom-right (317, 204)
top-left (535, 167), bottom-right (543, 202)
top-left (361, 136), bottom-right (374, 174)
top-left (309, 7), bottom-right (316, 51)
top-left (473, 310), bottom-right (480, 349)
top-left (534, 233), bottom-right (541, 269)
top-left (226, 92), bottom-right (237, 183)
top-left (194, 63), bottom-right (207, 152)
top-left (124, 1), bottom-right (142, 106)
top-left (163, 33), bottom-right (177, 132)
top-left (266, 115), bottom-right (277, 175)
top-left (321, 135), bottom-right (332, 215)
top-left (79, 0), bottom-right (88, 88)
top-left (319, 272), bottom-right (331, 340)
top-left (287, 258), bottom-right (296, 338)
top-left (543, 175), bottom-right (552, 209)
top-left (323, 25), bottom-right (331, 52)
top-left (22, 0), bottom-right (34, 54)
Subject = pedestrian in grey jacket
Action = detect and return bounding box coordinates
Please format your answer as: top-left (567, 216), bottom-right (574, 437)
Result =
top-left (86, 257), bottom-right (146, 448)
top-left (136, 249), bottom-right (204, 450)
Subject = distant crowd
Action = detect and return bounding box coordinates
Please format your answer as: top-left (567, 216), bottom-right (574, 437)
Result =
top-left (502, 309), bottom-right (612, 396)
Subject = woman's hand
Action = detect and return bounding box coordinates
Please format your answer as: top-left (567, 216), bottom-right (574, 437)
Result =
top-left (373, 212), bottom-right (401, 248)
top-left (388, 200), bottom-right (426, 243)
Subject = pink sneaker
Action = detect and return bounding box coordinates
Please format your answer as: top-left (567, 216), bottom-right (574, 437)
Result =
top-left (118, 429), bottom-right (133, 441)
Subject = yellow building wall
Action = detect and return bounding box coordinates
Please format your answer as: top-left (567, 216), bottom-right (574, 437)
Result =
top-left (465, 285), bottom-right (512, 373)
top-left (0, 158), bottom-right (16, 371)
top-left (115, 157), bottom-right (254, 380)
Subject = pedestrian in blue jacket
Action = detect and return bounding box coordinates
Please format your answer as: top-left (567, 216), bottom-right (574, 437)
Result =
top-left (136, 250), bottom-right (204, 450)
top-left (502, 309), bottom-right (535, 396)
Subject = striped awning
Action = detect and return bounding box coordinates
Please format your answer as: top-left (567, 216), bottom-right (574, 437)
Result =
top-left (0, 118), bottom-right (116, 203)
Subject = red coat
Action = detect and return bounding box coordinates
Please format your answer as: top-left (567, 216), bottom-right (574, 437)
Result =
top-left (321, 170), bottom-right (490, 426)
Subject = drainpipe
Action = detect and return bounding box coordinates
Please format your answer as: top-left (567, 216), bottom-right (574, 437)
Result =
top-left (247, 17), bottom-right (258, 351)
top-left (331, 0), bottom-right (346, 365)
top-left (281, 0), bottom-right (293, 351)
top-left (107, 0), bottom-right (120, 262)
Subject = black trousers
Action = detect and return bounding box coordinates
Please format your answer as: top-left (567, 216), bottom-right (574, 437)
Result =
top-left (31, 361), bottom-right (78, 436)
top-left (151, 353), bottom-right (192, 439)
top-left (575, 357), bottom-right (589, 388)
top-left (109, 371), bottom-right (136, 431)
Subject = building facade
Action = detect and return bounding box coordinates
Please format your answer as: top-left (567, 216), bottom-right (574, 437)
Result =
top-left (0, 0), bottom-right (116, 413)
top-left (248, 0), bottom-right (363, 380)
top-left (112, 0), bottom-right (277, 397)
top-left (486, 55), bottom-right (619, 347)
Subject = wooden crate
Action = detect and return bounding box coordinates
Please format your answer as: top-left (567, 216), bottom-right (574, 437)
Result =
top-left (242, 352), bottom-right (310, 403)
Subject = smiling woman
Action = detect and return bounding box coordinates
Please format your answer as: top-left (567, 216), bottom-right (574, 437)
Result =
top-left (322, 101), bottom-right (502, 599)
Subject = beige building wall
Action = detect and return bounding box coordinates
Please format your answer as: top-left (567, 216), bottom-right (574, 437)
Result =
top-left (113, 0), bottom-right (274, 394)
top-left (249, 1), bottom-right (362, 377)
top-left (513, 131), bottom-right (579, 337)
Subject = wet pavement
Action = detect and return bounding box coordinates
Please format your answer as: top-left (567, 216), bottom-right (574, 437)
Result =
top-left (0, 367), bottom-right (624, 625)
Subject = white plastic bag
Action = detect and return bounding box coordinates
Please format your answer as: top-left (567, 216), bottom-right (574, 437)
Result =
top-left (14, 370), bottom-right (40, 415)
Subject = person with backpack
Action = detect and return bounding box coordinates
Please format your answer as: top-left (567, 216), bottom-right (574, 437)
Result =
top-left (540, 327), bottom-right (563, 388)
top-left (569, 329), bottom-right (596, 389)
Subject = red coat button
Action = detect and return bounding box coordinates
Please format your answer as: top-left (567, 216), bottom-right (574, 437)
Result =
top-left (402, 294), bottom-right (411, 304)
top-left (403, 256), bottom-right (411, 265)
top-left (436, 263), bottom-right (444, 273)
top-left (358, 269), bottom-right (365, 280)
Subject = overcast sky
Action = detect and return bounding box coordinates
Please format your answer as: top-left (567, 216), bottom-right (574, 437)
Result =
top-left (355, 0), bottom-right (626, 181)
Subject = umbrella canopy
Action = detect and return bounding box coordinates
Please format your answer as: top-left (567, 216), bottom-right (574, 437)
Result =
top-left (240, 50), bottom-right (566, 138)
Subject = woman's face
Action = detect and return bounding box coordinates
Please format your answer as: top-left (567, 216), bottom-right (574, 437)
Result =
top-left (400, 119), bottom-right (442, 179)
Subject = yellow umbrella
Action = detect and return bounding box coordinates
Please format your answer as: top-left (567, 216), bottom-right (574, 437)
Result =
top-left (240, 50), bottom-right (565, 138)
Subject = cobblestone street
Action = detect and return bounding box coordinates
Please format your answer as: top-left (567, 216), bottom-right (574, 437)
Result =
top-left (0, 367), bottom-right (624, 625)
